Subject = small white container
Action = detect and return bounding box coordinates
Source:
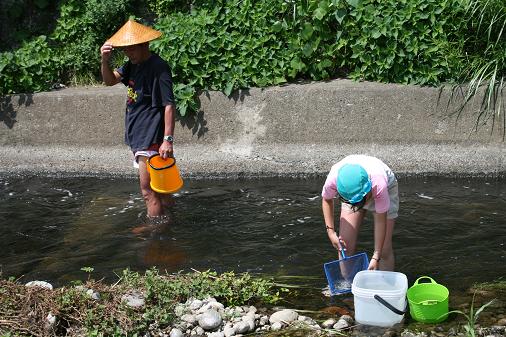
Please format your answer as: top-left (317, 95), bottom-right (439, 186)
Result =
top-left (351, 270), bottom-right (408, 327)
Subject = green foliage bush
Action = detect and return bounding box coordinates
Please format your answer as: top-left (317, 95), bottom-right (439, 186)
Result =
top-left (341, 0), bottom-right (464, 85)
top-left (0, 0), bottom-right (131, 95)
top-left (51, 0), bottom-right (132, 84)
top-left (0, 36), bottom-right (58, 95)
top-left (0, 0), bottom-right (504, 120)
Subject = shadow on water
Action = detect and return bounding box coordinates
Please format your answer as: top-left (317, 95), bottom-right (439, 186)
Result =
top-left (0, 175), bottom-right (505, 324)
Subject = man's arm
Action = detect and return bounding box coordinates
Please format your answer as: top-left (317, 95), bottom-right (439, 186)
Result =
top-left (159, 104), bottom-right (176, 158)
top-left (100, 43), bottom-right (121, 86)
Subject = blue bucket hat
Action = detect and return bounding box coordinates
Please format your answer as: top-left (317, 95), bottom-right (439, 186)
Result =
top-left (337, 164), bottom-right (372, 204)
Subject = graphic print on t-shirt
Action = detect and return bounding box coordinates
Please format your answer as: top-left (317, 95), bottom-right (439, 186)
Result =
top-left (126, 79), bottom-right (137, 105)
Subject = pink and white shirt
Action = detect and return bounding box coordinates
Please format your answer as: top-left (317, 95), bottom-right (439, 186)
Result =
top-left (321, 155), bottom-right (396, 213)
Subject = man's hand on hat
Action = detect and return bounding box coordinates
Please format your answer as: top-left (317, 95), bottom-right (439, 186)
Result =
top-left (100, 43), bottom-right (114, 62)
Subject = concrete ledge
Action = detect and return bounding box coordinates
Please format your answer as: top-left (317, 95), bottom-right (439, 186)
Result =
top-left (1, 79), bottom-right (505, 177)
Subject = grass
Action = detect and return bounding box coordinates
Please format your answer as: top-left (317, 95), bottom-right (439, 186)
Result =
top-left (0, 268), bottom-right (286, 336)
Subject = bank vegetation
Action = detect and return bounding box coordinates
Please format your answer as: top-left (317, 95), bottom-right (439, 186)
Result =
top-left (0, 0), bottom-right (504, 124)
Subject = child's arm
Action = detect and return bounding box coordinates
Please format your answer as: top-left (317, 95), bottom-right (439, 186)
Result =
top-left (370, 212), bottom-right (387, 270)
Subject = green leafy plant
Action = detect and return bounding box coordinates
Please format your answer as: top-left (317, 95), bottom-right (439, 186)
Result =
top-left (447, 293), bottom-right (495, 337)
top-left (444, 0), bottom-right (505, 137)
top-left (1, 0), bottom-right (504, 133)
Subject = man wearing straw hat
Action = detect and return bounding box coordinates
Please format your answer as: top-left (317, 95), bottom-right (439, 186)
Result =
top-left (100, 19), bottom-right (175, 218)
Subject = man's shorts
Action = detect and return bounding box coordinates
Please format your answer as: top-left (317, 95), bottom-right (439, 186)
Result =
top-left (133, 144), bottom-right (160, 168)
top-left (342, 179), bottom-right (399, 219)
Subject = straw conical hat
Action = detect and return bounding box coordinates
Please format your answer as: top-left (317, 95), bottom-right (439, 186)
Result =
top-left (107, 19), bottom-right (162, 47)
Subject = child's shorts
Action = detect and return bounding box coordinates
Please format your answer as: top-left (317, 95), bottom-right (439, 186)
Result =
top-left (341, 179), bottom-right (399, 219)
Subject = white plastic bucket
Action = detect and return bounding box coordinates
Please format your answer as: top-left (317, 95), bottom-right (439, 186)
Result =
top-left (352, 270), bottom-right (408, 327)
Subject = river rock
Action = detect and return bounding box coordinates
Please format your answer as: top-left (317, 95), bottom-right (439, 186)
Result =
top-left (169, 328), bottom-right (184, 337)
top-left (181, 314), bottom-right (197, 325)
top-left (207, 332), bottom-right (225, 337)
top-left (234, 321), bottom-right (250, 334)
top-left (45, 312), bottom-right (56, 330)
top-left (269, 309), bottom-right (299, 324)
top-left (241, 315), bottom-right (255, 331)
top-left (322, 318), bottom-right (337, 328)
top-left (223, 323), bottom-right (236, 337)
top-left (86, 288), bottom-right (100, 300)
top-left (190, 326), bottom-right (204, 336)
top-left (189, 299), bottom-right (203, 311)
top-left (333, 318), bottom-right (351, 330)
top-left (259, 315), bottom-right (269, 326)
top-left (121, 292), bottom-right (145, 308)
top-left (340, 314), bottom-right (354, 324)
top-left (197, 309), bottom-right (222, 330)
top-left (25, 280), bottom-right (53, 290)
top-left (271, 321), bottom-right (284, 331)
top-left (174, 304), bottom-right (186, 317)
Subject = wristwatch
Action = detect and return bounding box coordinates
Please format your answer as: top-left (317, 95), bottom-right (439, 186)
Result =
top-left (163, 135), bottom-right (174, 143)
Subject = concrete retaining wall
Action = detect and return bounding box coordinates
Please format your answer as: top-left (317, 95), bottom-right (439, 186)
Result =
top-left (1, 79), bottom-right (504, 178)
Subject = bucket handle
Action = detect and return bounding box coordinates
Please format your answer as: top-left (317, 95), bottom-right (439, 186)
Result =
top-left (374, 294), bottom-right (407, 316)
top-left (413, 276), bottom-right (437, 286)
top-left (148, 154), bottom-right (177, 170)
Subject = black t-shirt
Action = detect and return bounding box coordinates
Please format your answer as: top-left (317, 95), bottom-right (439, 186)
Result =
top-left (117, 53), bottom-right (175, 152)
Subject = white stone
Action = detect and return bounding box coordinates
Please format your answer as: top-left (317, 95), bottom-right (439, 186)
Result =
top-left (45, 312), bottom-right (56, 329)
top-left (190, 326), bottom-right (205, 336)
top-left (121, 292), bottom-right (145, 308)
top-left (223, 323), bottom-right (236, 337)
top-left (169, 328), bottom-right (184, 337)
top-left (269, 309), bottom-right (298, 324)
top-left (333, 318), bottom-right (351, 330)
top-left (241, 316), bottom-right (255, 331)
top-left (174, 304), bottom-right (186, 317)
top-left (207, 332), bottom-right (224, 337)
top-left (25, 280), bottom-right (53, 290)
top-left (181, 314), bottom-right (197, 325)
top-left (322, 318), bottom-right (337, 328)
top-left (340, 314), bottom-right (354, 324)
top-left (271, 321), bottom-right (284, 331)
top-left (86, 289), bottom-right (100, 300)
top-left (190, 299), bottom-right (203, 311)
top-left (233, 321), bottom-right (250, 334)
top-left (259, 315), bottom-right (269, 326)
top-left (198, 309), bottom-right (222, 331)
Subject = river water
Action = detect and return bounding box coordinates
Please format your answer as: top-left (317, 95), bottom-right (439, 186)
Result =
top-left (1, 175), bottom-right (505, 310)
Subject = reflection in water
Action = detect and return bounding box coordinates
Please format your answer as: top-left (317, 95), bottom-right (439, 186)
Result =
top-left (0, 176), bottom-right (505, 307)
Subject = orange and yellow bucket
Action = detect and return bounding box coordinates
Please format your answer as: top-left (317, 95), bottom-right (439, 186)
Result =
top-left (147, 154), bottom-right (183, 194)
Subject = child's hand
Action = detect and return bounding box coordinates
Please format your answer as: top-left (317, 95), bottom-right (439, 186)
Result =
top-left (368, 258), bottom-right (379, 270)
